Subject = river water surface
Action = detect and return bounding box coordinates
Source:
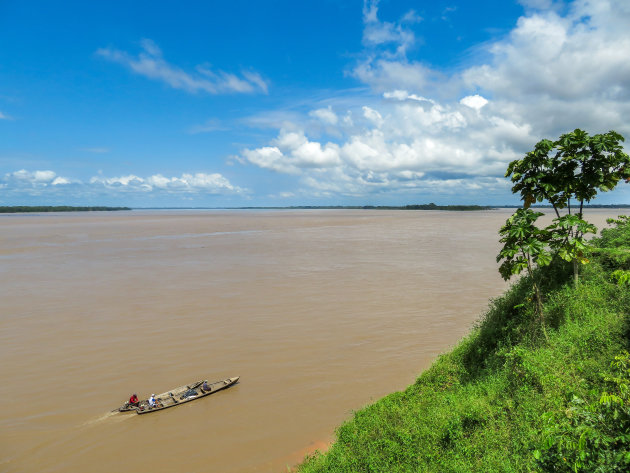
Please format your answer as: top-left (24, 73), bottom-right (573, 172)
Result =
top-left (0, 209), bottom-right (623, 472)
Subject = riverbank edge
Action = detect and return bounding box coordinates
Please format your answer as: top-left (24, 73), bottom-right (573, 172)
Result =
top-left (295, 216), bottom-right (630, 472)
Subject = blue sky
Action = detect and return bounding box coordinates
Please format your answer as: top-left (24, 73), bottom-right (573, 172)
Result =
top-left (1, 0), bottom-right (629, 207)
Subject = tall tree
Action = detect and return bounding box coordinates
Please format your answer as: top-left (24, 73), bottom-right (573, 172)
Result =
top-left (505, 129), bottom-right (630, 284)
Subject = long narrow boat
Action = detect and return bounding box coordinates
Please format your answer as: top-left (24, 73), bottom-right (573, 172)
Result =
top-left (118, 376), bottom-right (239, 415)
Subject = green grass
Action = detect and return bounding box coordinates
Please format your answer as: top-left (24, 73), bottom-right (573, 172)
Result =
top-left (297, 217), bottom-right (630, 473)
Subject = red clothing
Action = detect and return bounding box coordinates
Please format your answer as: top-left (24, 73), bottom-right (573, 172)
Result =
top-left (129, 395), bottom-right (138, 404)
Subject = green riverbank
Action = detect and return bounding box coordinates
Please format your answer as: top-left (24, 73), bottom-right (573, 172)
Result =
top-left (297, 216), bottom-right (630, 472)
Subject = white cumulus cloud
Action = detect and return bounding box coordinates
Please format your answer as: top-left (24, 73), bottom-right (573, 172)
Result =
top-left (1, 170), bottom-right (246, 202)
top-left (460, 95), bottom-right (489, 110)
top-left (309, 106), bottom-right (339, 126)
top-left (3, 169), bottom-right (71, 187)
top-left (362, 106), bottom-right (384, 127)
top-left (242, 129), bottom-right (341, 175)
top-left (90, 172), bottom-right (243, 194)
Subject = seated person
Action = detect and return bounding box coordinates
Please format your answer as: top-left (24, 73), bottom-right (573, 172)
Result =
top-left (148, 394), bottom-right (157, 408)
top-left (129, 393), bottom-right (139, 407)
top-left (202, 381), bottom-right (210, 392)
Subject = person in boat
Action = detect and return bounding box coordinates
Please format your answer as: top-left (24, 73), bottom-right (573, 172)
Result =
top-left (129, 393), bottom-right (139, 407)
top-left (148, 394), bottom-right (157, 408)
top-left (202, 381), bottom-right (210, 392)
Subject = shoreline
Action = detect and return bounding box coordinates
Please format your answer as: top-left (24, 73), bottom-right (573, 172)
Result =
top-left (286, 440), bottom-right (332, 472)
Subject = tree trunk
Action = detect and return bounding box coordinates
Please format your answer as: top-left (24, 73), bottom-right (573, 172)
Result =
top-left (527, 255), bottom-right (549, 341)
top-left (573, 258), bottom-right (579, 287)
top-left (531, 278), bottom-right (548, 341)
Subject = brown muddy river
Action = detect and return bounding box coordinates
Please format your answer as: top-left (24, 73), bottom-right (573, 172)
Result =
top-left (0, 209), bottom-right (623, 472)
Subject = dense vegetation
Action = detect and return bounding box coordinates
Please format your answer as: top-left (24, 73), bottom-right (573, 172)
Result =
top-left (297, 214), bottom-right (630, 473)
top-left (0, 206), bottom-right (131, 213)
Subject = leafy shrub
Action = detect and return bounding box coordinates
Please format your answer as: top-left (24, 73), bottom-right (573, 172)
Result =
top-left (535, 352), bottom-right (630, 472)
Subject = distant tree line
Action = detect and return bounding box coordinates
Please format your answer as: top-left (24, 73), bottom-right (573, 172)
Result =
top-left (0, 206), bottom-right (131, 213)
top-left (237, 203), bottom-right (493, 211)
top-left (402, 203), bottom-right (492, 211)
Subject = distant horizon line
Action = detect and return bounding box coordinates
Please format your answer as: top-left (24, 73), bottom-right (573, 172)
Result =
top-left (2, 203), bottom-right (630, 214)
top-left (135, 205), bottom-right (497, 209)
top-left (130, 204), bottom-right (630, 209)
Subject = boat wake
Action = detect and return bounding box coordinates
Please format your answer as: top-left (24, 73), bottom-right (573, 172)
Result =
top-left (82, 410), bottom-right (131, 426)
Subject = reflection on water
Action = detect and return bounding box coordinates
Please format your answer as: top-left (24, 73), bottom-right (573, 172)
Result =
top-left (0, 209), bottom-right (622, 472)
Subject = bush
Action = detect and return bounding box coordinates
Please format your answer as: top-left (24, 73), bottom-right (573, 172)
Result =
top-left (535, 352), bottom-right (630, 472)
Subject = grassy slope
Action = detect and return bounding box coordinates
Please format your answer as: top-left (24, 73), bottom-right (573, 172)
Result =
top-left (298, 218), bottom-right (630, 473)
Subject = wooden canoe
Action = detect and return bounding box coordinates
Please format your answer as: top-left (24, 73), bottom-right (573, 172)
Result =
top-left (118, 376), bottom-right (239, 415)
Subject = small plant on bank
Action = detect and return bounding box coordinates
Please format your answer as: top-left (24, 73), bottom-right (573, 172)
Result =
top-left (497, 208), bottom-right (552, 338)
